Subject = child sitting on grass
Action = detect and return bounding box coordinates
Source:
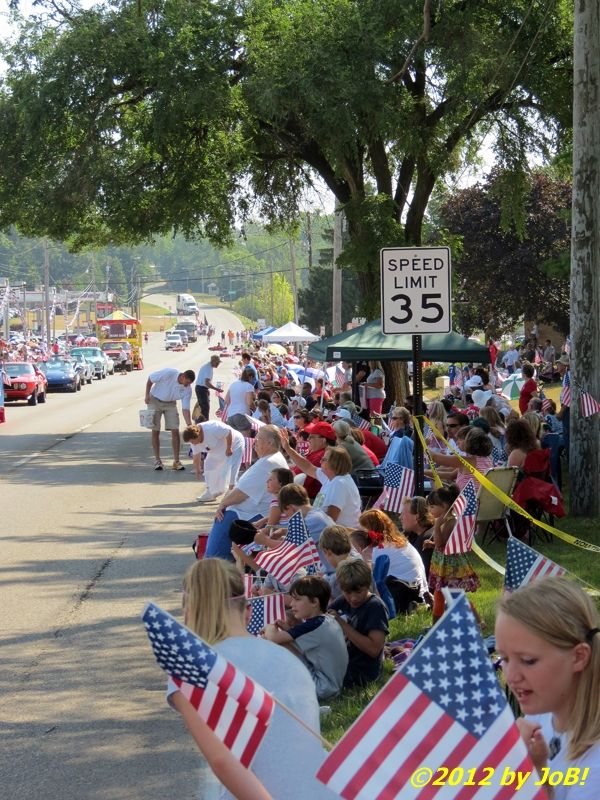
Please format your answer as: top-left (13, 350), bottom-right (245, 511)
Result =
top-left (328, 559), bottom-right (389, 688)
top-left (319, 525), bottom-right (362, 600)
top-left (264, 575), bottom-right (348, 700)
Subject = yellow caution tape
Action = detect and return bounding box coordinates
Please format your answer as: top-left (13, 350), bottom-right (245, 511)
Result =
top-left (416, 415), bottom-right (600, 554)
top-left (471, 540), bottom-right (506, 575)
top-left (412, 417), bottom-right (444, 489)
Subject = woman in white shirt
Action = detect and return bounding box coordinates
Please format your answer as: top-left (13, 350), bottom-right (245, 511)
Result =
top-left (225, 367), bottom-right (256, 431)
top-left (359, 508), bottom-right (429, 613)
top-left (496, 577), bottom-right (600, 800)
top-left (279, 434), bottom-right (362, 528)
top-left (365, 360), bottom-right (385, 415)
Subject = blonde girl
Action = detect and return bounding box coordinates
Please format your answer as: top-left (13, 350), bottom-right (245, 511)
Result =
top-left (179, 559), bottom-right (334, 800)
top-left (496, 577), bottom-right (600, 799)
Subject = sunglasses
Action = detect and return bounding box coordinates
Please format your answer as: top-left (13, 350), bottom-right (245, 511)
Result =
top-left (293, 415), bottom-right (302, 420)
top-left (447, 423), bottom-right (460, 428)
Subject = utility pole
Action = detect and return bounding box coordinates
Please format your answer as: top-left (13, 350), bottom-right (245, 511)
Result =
top-left (43, 239), bottom-right (51, 344)
top-left (570, 0), bottom-right (600, 515)
top-left (289, 238), bottom-right (299, 324)
top-left (269, 255), bottom-right (275, 326)
top-left (332, 206), bottom-right (343, 334)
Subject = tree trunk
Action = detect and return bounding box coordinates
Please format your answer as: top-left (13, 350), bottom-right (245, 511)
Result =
top-left (570, 0), bottom-right (600, 515)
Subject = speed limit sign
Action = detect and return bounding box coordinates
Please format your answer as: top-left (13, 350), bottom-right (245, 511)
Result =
top-left (380, 247), bottom-right (452, 334)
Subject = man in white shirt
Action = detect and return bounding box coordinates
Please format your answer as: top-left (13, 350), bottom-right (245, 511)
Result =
top-left (501, 345), bottom-right (520, 374)
top-left (195, 355), bottom-right (221, 420)
top-left (144, 368), bottom-right (195, 471)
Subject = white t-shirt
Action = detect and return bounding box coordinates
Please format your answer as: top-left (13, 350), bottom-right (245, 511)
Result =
top-left (190, 421), bottom-right (244, 454)
top-left (167, 636), bottom-right (336, 800)
top-left (231, 452), bottom-right (288, 520)
top-left (227, 379), bottom-right (254, 416)
top-left (366, 368), bottom-right (385, 399)
top-left (195, 362), bottom-right (213, 387)
top-left (314, 469), bottom-right (362, 528)
top-left (526, 714), bottom-right (600, 800)
top-left (148, 367), bottom-right (192, 410)
top-left (373, 543), bottom-right (428, 596)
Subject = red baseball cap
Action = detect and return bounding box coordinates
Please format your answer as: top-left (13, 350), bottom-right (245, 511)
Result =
top-left (304, 421), bottom-right (337, 440)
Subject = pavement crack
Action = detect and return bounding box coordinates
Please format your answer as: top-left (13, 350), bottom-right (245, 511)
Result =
top-left (53, 537), bottom-right (127, 639)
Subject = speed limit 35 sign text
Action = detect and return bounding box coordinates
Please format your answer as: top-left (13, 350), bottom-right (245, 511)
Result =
top-left (380, 247), bottom-right (452, 334)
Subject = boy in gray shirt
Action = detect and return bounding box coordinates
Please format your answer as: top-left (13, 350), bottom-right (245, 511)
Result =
top-left (264, 575), bottom-right (348, 699)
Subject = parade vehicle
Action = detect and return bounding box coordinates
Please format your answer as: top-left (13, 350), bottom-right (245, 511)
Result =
top-left (39, 358), bottom-right (82, 392)
top-left (172, 328), bottom-right (190, 345)
top-left (96, 310), bottom-right (144, 370)
top-left (176, 293), bottom-right (199, 315)
top-left (101, 340), bottom-right (133, 372)
top-left (173, 320), bottom-right (198, 341)
top-left (165, 333), bottom-right (185, 351)
top-left (70, 346), bottom-right (108, 379)
top-left (71, 353), bottom-right (94, 384)
top-left (3, 362), bottom-right (47, 405)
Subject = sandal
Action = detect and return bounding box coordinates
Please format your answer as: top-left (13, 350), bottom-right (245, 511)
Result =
top-left (154, 460), bottom-right (164, 471)
top-left (172, 461), bottom-right (185, 471)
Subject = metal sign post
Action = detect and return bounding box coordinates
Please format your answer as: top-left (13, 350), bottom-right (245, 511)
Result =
top-left (380, 247), bottom-right (452, 495)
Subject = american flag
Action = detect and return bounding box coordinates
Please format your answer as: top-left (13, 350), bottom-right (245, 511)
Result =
top-left (579, 391), bottom-right (600, 418)
top-left (142, 602), bottom-right (274, 768)
top-left (246, 594), bottom-right (286, 635)
top-left (504, 537), bottom-right (566, 592)
top-left (373, 464), bottom-right (415, 513)
top-left (217, 392), bottom-right (229, 422)
top-left (491, 445), bottom-right (505, 466)
top-left (444, 479), bottom-right (479, 555)
top-left (242, 436), bottom-right (255, 465)
top-left (335, 365), bottom-right (346, 388)
top-left (540, 391), bottom-right (552, 414)
top-left (244, 414), bottom-right (265, 432)
top-left (254, 511), bottom-right (320, 585)
top-left (352, 413), bottom-right (371, 431)
top-left (316, 592), bottom-right (546, 800)
top-left (561, 372), bottom-right (571, 407)
top-left (244, 573), bottom-right (254, 598)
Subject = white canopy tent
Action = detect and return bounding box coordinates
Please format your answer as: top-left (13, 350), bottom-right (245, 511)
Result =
top-left (262, 322), bottom-right (319, 343)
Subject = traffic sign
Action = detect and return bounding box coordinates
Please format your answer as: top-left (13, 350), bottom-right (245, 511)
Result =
top-left (380, 246), bottom-right (452, 334)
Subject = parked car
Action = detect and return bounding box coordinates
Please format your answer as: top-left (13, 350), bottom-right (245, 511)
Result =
top-left (71, 353), bottom-right (94, 384)
top-left (40, 358), bottom-right (82, 392)
top-left (3, 362), bottom-right (48, 405)
top-left (165, 333), bottom-right (184, 351)
top-left (70, 347), bottom-right (107, 379)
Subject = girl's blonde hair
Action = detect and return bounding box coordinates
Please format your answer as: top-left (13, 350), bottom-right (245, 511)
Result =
top-left (521, 411), bottom-right (542, 441)
top-left (426, 400), bottom-right (447, 435)
top-left (498, 577), bottom-right (600, 760)
top-left (479, 406), bottom-right (505, 437)
top-left (183, 559), bottom-right (245, 645)
top-left (359, 508), bottom-right (407, 547)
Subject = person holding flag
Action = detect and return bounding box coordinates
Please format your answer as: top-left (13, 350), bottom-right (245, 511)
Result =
top-left (426, 483), bottom-right (480, 623)
top-left (496, 576), bottom-right (600, 799)
top-left (177, 559), bottom-right (337, 800)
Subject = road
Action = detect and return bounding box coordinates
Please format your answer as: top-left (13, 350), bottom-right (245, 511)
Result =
top-left (0, 299), bottom-right (245, 800)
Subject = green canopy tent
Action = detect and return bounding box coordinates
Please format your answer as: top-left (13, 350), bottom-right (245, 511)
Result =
top-left (307, 319), bottom-right (490, 364)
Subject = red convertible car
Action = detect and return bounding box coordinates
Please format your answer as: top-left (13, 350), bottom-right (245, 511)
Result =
top-left (4, 362), bottom-right (48, 405)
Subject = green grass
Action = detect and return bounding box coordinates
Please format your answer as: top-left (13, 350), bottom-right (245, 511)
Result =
top-left (140, 301), bottom-right (177, 332)
top-left (321, 459), bottom-right (600, 744)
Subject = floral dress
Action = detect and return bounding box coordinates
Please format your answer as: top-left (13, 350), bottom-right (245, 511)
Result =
top-left (428, 511), bottom-right (480, 594)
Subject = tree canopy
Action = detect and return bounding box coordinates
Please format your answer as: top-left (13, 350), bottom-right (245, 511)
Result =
top-left (439, 170), bottom-right (571, 336)
top-left (0, 0), bottom-right (573, 316)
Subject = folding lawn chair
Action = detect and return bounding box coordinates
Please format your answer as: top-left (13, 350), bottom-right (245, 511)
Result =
top-left (476, 466), bottom-right (519, 544)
